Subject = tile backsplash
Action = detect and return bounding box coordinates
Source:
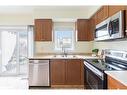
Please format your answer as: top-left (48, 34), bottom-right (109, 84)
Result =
top-left (34, 41), bottom-right (93, 54)
top-left (93, 40), bottom-right (127, 54)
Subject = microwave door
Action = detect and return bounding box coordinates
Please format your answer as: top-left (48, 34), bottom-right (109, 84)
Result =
top-left (95, 24), bottom-right (109, 41)
top-left (108, 11), bottom-right (125, 39)
top-left (108, 20), bottom-right (113, 37)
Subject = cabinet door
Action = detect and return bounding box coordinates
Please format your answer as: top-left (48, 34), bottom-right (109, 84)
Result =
top-left (66, 59), bottom-right (84, 85)
top-left (103, 6), bottom-right (109, 20)
top-left (97, 6), bottom-right (109, 24)
top-left (88, 18), bottom-right (94, 41)
top-left (77, 19), bottom-right (89, 41)
top-left (34, 19), bottom-right (52, 41)
top-left (108, 76), bottom-right (127, 89)
top-left (93, 13), bottom-right (98, 25)
top-left (126, 6), bottom-right (127, 34)
top-left (97, 7), bottom-right (103, 24)
top-left (50, 60), bottom-right (65, 85)
top-left (108, 6), bottom-right (125, 17)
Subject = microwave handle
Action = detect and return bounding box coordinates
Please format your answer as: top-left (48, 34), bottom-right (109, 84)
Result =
top-left (108, 20), bottom-right (113, 36)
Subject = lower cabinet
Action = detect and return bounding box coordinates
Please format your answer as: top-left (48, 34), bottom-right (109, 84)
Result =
top-left (50, 59), bottom-right (84, 88)
top-left (50, 60), bottom-right (66, 85)
top-left (108, 76), bottom-right (127, 89)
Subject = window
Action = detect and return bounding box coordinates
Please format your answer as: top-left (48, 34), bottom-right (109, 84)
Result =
top-left (54, 22), bottom-right (75, 51)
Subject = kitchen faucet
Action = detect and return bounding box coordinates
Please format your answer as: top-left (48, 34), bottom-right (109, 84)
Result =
top-left (61, 46), bottom-right (68, 57)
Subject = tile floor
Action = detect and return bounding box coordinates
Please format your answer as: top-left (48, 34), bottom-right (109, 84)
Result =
top-left (0, 76), bottom-right (28, 89)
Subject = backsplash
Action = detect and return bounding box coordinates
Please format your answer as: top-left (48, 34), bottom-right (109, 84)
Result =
top-left (34, 40), bottom-right (127, 55)
top-left (93, 40), bottom-right (127, 54)
top-left (34, 41), bottom-right (93, 54)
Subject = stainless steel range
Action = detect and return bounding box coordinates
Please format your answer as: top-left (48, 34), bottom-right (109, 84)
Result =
top-left (84, 49), bottom-right (127, 89)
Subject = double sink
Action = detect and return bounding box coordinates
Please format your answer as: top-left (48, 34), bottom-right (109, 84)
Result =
top-left (52, 54), bottom-right (78, 59)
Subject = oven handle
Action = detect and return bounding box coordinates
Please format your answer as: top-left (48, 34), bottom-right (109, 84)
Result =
top-left (84, 62), bottom-right (104, 80)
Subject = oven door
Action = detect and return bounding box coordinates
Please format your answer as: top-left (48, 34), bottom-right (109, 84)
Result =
top-left (84, 63), bottom-right (107, 89)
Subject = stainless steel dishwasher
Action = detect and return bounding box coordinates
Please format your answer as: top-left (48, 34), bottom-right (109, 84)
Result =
top-left (29, 59), bottom-right (50, 86)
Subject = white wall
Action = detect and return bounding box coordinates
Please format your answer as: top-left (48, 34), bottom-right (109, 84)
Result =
top-left (0, 14), bottom-right (33, 25)
top-left (0, 6), bottom-right (100, 25)
top-left (33, 6), bottom-right (100, 19)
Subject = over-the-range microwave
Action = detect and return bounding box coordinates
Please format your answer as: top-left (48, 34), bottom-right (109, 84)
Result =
top-left (95, 10), bottom-right (125, 41)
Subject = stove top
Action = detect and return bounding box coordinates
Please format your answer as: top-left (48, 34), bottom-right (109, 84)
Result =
top-left (85, 58), bottom-right (127, 71)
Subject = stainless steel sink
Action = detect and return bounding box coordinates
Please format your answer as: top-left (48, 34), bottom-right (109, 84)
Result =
top-left (52, 55), bottom-right (77, 58)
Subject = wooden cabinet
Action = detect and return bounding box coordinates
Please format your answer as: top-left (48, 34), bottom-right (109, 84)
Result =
top-left (125, 6), bottom-right (127, 34)
top-left (97, 6), bottom-right (109, 24)
top-left (93, 13), bottom-right (98, 25)
top-left (50, 59), bottom-right (84, 88)
top-left (88, 17), bottom-right (95, 40)
top-left (93, 5), bottom-right (125, 25)
top-left (108, 76), bottom-right (127, 89)
top-left (50, 60), bottom-right (65, 85)
top-left (66, 60), bottom-right (84, 85)
top-left (77, 19), bottom-right (90, 41)
top-left (108, 6), bottom-right (125, 17)
top-left (34, 19), bottom-right (52, 41)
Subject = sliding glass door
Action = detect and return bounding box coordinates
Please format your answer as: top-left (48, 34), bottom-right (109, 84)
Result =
top-left (0, 26), bottom-right (33, 76)
top-left (0, 30), bottom-right (18, 75)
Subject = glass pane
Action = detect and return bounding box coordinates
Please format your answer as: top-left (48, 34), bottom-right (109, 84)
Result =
top-left (55, 30), bottom-right (73, 50)
top-left (19, 32), bottom-right (28, 76)
top-left (0, 26), bottom-right (33, 76)
top-left (1, 31), bottom-right (17, 75)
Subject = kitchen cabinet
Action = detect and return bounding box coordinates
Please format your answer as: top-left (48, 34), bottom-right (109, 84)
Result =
top-left (50, 60), bottom-right (65, 85)
top-left (126, 6), bottom-right (127, 35)
top-left (108, 6), bottom-right (125, 17)
top-left (108, 75), bottom-right (127, 89)
top-left (77, 19), bottom-right (91, 41)
top-left (34, 19), bottom-right (52, 41)
top-left (88, 17), bottom-right (95, 40)
top-left (97, 6), bottom-right (108, 24)
top-left (50, 59), bottom-right (84, 88)
top-left (66, 60), bottom-right (84, 85)
top-left (93, 13), bottom-right (98, 25)
top-left (93, 6), bottom-right (125, 25)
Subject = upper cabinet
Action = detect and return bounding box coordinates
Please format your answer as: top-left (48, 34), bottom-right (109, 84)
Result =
top-left (77, 19), bottom-right (92, 41)
top-left (94, 6), bottom-right (126, 25)
top-left (97, 6), bottom-right (109, 24)
top-left (126, 6), bottom-right (127, 34)
top-left (108, 6), bottom-right (125, 17)
top-left (88, 17), bottom-right (94, 41)
top-left (93, 13), bottom-right (98, 25)
top-left (34, 19), bottom-right (52, 41)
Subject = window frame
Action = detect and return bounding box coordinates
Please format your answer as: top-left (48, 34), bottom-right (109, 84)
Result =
top-left (53, 22), bottom-right (76, 52)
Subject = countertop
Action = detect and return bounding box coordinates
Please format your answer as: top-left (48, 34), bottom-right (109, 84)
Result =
top-left (105, 71), bottom-right (127, 86)
top-left (28, 53), bottom-right (99, 59)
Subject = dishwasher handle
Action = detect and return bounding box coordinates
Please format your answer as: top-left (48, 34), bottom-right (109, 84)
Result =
top-left (29, 63), bottom-right (49, 66)
top-left (29, 60), bottom-right (49, 64)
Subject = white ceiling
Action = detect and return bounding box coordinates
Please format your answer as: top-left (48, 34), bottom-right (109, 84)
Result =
top-left (0, 6), bottom-right (101, 18)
